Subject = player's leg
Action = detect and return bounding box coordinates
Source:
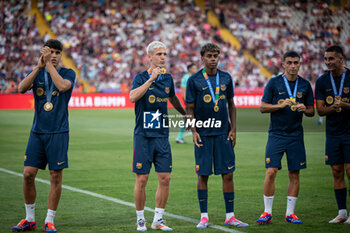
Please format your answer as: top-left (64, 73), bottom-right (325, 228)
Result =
top-left (284, 170), bottom-right (302, 224)
top-left (257, 135), bottom-right (283, 224)
top-left (284, 137), bottom-right (306, 224)
top-left (133, 135), bottom-right (152, 231)
top-left (134, 173), bottom-right (150, 227)
top-left (344, 163), bottom-right (350, 224)
top-left (326, 135), bottom-right (348, 223)
top-left (12, 166), bottom-right (39, 232)
top-left (195, 136), bottom-right (212, 229)
top-left (152, 138), bottom-right (173, 231)
top-left (329, 164), bottom-right (348, 223)
top-left (176, 126), bottom-right (185, 144)
top-left (12, 132), bottom-right (46, 232)
top-left (43, 133), bottom-right (69, 233)
top-left (213, 135), bottom-right (247, 228)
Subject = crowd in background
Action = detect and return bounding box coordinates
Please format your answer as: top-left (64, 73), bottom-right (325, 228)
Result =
top-left (1, 0), bottom-right (349, 94)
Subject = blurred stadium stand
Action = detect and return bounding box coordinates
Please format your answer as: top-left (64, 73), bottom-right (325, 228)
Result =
top-left (1, 0), bottom-right (349, 94)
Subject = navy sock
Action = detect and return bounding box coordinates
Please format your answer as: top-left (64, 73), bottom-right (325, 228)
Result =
top-left (223, 192), bottom-right (234, 213)
top-left (334, 188), bottom-right (347, 210)
top-left (197, 189), bottom-right (208, 213)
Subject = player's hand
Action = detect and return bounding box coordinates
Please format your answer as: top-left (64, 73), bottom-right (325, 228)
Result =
top-left (150, 67), bottom-right (161, 82)
top-left (36, 55), bottom-right (45, 69)
top-left (296, 103), bottom-right (306, 112)
top-left (227, 130), bottom-right (236, 148)
top-left (192, 131), bottom-right (203, 148)
top-left (281, 98), bottom-right (294, 108)
top-left (41, 46), bottom-right (52, 64)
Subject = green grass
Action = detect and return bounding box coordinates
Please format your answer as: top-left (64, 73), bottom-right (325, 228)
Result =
top-left (0, 109), bottom-right (347, 232)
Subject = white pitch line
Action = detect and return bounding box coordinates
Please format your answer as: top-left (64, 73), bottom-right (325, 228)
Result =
top-left (0, 167), bottom-right (244, 233)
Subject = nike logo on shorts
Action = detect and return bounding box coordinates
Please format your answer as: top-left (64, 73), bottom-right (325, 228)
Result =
top-left (57, 161), bottom-right (65, 165)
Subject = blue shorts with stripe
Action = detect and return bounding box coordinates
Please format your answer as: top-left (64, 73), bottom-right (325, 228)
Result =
top-left (132, 135), bottom-right (172, 174)
top-left (265, 134), bottom-right (306, 171)
top-left (325, 134), bottom-right (350, 165)
top-left (24, 132), bottom-right (69, 170)
top-left (194, 134), bottom-right (235, 176)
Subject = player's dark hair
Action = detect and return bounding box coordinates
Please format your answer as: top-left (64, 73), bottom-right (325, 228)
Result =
top-left (187, 63), bottom-right (195, 71)
top-left (326, 45), bottom-right (344, 58)
top-left (283, 51), bottom-right (300, 61)
top-left (44, 39), bottom-right (63, 51)
top-left (200, 43), bottom-right (220, 57)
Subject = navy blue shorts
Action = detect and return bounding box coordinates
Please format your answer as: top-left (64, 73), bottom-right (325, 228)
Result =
top-left (265, 134), bottom-right (306, 171)
top-left (25, 132), bottom-right (69, 170)
top-left (132, 135), bottom-right (172, 174)
top-left (194, 134), bottom-right (235, 176)
top-left (325, 134), bottom-right (350, 165)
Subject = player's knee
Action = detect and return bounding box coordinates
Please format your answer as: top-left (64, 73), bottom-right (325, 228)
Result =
top-left (222, 173), bottom-right (233, 182)
top-left (49, 170), bottom-right (62, 186)
top-left (266, 168), bottom-right (277, 179)
top-left (158, 175), bottom-right (170, 187)
top-left (23, 170), bottom-right (36, 184)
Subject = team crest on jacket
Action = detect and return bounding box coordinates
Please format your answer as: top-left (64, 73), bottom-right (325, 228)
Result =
top-left (297, 92), bottom-right (302, 98)
top-left (148, 95), bottom-right (156, 104)
top-left (326, 96), bottom-right (333, 104)
top-left (136, 163), bottom-right (142, 169)
top-left (220, 84), bottom-right (226, 91)
top-left (203, 94), bottom-right (212, 103)
top-left (344, 87), bottom-right (349, 94)
top-left (36, 88), bottom-right (44, 96)
top-left (165, 87), bottom-right (170, 94)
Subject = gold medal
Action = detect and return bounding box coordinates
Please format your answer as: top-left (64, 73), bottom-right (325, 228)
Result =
top-left (278, 99), bottom-right (284, 105)
top-left (336, 107), bottom-right (342, 112)
top-left (214, 105), bottom-right (219, 112)
top-left (290, 105), bottom-right (297, 111)
top-left (160, 67), bottom-right (166, 74)
top-left (36, 88), bottom-right (44, 96)
top-left (290, 97), bottom-right (296, 103)
top-left (334, 96), bottom-right (341, 101)
top-left (44, 102), bottom-right (53, 111)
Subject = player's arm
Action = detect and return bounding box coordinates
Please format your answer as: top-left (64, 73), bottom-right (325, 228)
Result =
top-left (42, 47), bottom-right (72, 92)
top-left (186, 102), bottom-right (202, 147)
top-left (169, 95), bottom-right (186, 115)
top-left (129, 67), bottom-right (161, 103)
top-left (18, 56), bottom-right (45, 93)
top-left (260, 99), bottom-right (294, 113)
top-left (227, 97), bottom-right (236, 147)
top-left (46, 63), bottom-right (72, 92)
top-left (339, 100), bottom-right (350, 111)
top-left (181, 87), bottom-right (186, 100)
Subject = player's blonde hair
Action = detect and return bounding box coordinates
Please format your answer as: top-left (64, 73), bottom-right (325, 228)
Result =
top-left (146, 41), bottom-right (167, 55)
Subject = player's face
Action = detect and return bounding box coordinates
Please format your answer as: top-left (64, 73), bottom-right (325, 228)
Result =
top-left (149, 48), bottom-right (167, 68)
top-left (282, 57), bottom-right (301, 76)
top-left (201, 51), bottom-right (220, 70)
top-left (189, 65), bottom-right (197, 75)
top-left (324, 52), bottom-right (343, 72)
top-left (49, 48), bottom-right (62, 68)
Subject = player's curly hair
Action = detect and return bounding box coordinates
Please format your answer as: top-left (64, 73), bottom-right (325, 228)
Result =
top-left (200, 43), bottom-right (220, 57)
top-left (44, 39), bottom-right (63, 51)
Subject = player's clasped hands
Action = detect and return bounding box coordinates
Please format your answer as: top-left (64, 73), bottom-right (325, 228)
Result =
top-left (281, 98), bottom-right (295, 108)
top-left (40, 46), bottom-right (52, 64)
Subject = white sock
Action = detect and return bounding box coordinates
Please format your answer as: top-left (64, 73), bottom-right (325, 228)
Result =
top-left (25, 203), bottom-right (35, 222)
top-left (153, 208), bottom-right (164, 223)
top-left (264, 195), bottom-right (274, 214)
top-left (286, 196), bottom-right (298, 216)
top-left (136, 210), bottom-right (145, 220)
top-left (339, 209), bottom-right (347, 217)
top-left (45, 209), bottom-right (56, 224)
top-left (226, 212), bottom-right (234, 220)
top-left (201, 212), bottom-right (209, 219)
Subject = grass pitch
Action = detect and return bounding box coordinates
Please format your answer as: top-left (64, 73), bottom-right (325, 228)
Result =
top-left (0, 108), bottom-right (348, 232)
